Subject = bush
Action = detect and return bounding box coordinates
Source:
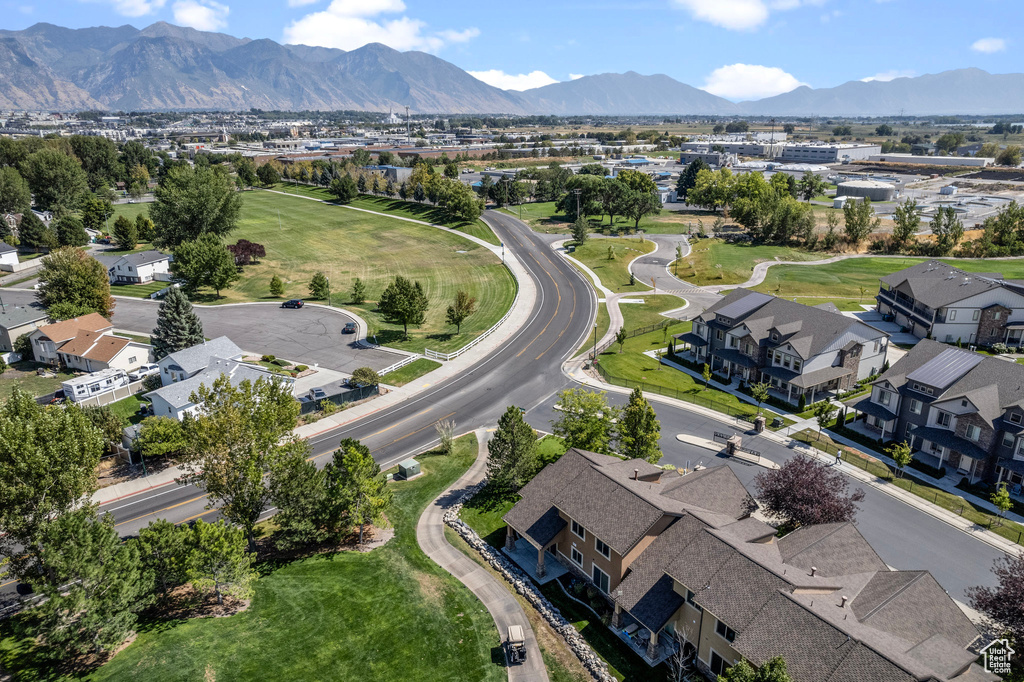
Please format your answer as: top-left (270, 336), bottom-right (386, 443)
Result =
top-left (993, 343), bottom-right (1009, 354)
top-left (908, 459), bottom-right (946, 479)
top-left (261, 354), bottom-right (275, 362)
top-left (142, 373), bottom-right (162, 391)
top-left (273, 358), bottom-right (289, 367)
top-left (798, 394), bottom-right (807, 412)
top-left (295, 365), bottom-right (308, 372)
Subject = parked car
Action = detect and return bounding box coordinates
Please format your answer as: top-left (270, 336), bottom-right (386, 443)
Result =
top-left (282, 299), bottom-right (304, 309)
top-left (128, 363), bottom-right (159, 381)
top-left (342, 322), bottom-right (357, 334)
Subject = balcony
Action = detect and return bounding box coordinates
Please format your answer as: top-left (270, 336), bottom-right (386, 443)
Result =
top-left (611, 612), bottom-right (682, 667)
top-left (877, 289), bottom-right (938, 326)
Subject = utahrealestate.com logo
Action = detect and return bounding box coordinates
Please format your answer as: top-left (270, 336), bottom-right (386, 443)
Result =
top-left (981, 638), bottom-right (1014, 675)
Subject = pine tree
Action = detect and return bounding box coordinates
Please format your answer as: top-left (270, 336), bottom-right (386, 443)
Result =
top-left (619, 387), bottom-right (662, 463)
top-left (112, 214), bottom-right (138, 251)
top-left (18, 210), bottom-right (56, 251)
top-left (151, 286), bottom-right (204, 360)
top-left (54, 215), bottom-right (89, 247)
top-left (136, 518), bottom-right (189, 597)
top-left (309, 271), bottom-right (330, 300)
top-left (186, 519), bottom-right (256, 605)
top-left (487, 405), bottom-right (538, 492)
top-left (350, 277), bottom-right (366, 304)
top-left (269, 274), bottom-right (284, 297)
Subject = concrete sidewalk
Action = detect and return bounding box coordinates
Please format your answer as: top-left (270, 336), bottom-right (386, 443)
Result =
top-left (416, 430), bottom-right (548, 682)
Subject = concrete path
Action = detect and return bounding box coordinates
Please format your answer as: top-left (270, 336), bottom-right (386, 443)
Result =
top-left (416, 430), bottom-right (548, 682)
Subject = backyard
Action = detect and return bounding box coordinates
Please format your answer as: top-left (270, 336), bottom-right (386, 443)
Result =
top-left (0, 361), bottom-right (74, 400)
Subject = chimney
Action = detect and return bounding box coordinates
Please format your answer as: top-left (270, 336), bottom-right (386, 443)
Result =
top-left (840, 596), bottom-right (849, 608)
top-left (810, 566), bottom-right (817, 577)
top-left (633, 468), bottom-right (639, 480)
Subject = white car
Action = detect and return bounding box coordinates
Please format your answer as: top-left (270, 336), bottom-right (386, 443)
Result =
top-left (128, 363), bottom-right (160, 381)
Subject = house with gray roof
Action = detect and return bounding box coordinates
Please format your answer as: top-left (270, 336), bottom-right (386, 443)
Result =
top-left (678, 290), bottom-right (889, 404)
top-left (0, 304), bottom-right (48, 354)
top-left (0, 241), bottom-right (18, 269)
top-left (148, 357), bottom-right (292, 420)
top-left (845, 338), bottom-right (1024, 486)
top-left (157, 336), bottom-right (244, 386)
top-left (876, 259), bottom-right (1024, 346)
top-left (108, 250), bottom-right (170, 285)
top-left (504, 448), bottom-right (992, 681)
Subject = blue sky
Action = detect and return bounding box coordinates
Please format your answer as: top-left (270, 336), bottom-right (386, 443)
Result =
top-left (2, 0), bottom-right (1020, 100)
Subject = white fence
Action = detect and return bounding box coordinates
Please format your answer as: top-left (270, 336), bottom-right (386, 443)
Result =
top-left (425, 264), bottom-right (520, 362)
top-left (378, 354), bottom-right (420, 376)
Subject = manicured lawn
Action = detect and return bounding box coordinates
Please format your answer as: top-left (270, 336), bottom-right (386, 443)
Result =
top-left (751, 256), bottom-right (1024, 300)
top-left (678, 238), bottom-right (822, 286)
top-left (618, 295), bottom-right (687, 333)
top-left (107, 202), bottom-right (151, 225)
top-left (504, 201), bottom-right (718, 237)
top-left (790, 298), bottom-right (868, 311)
top-left (571, 238), bottom-right (655, 293)
top-left (195, 191), bottom-right (516, 355)
top-left (0, 436), bottom-right (507, 682)
top-left (106, 394), bottom-right (146, 425)
top-left (381, 358), bottom-right (442, 387)
top-left (0, 361), bottom-right (75, 400)
top-left (269, 183), bottom-right (500, 246)
top-left (110, 281), bottom-right (169, 299)
top-left (575, 302), bottom-right (609, 358)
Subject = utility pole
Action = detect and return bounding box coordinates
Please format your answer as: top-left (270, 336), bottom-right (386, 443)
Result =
top-left (572, 188), bottom-right (582, 219)
top-left (405, 105), bottom-right (410, 140)
top-left (591, 322), bottom-right (598, 363)
top-left (769, 117), bottom-right (776, 161)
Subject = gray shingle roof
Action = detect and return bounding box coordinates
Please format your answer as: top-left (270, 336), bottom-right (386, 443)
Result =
top-left (0, 241), bottom-right (16, 255)
top-left (114, 250), bottom-right (170, 268)
top-left (0, 305), bottom-right (48, 329)
top-left (163, 336), bottom-right (244, 375)
top-left (148, 358), bottom-right (284, 409)
top-left (776, 522), bottom-right (888, 578)
top-left (880, 259), bottom-right (1015, 309)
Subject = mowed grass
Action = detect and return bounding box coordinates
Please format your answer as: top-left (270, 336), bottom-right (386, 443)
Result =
top-left (750, 257), bottom-right (1024, 300)
top-left (382, 358), bottom-right (442, 387)
top-left (678, 238), bottom-right (822, 286)
top-left (205, 191), bottom-right (516, 354)
top-left (503, 201), bottom-right (717, 236)
top-left (571, 237), bottom-right (655, 293)
top-left (110, 281), bottom-right (168, 299)
top-left (0, 436), bottom-right (506, 682)
top-left (575, 302), bottom-right (609, 358)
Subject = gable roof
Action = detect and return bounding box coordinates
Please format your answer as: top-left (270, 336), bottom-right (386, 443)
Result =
top-left (57, 330), bottom-right (136, 364)
top-left (35, 313), bottom-right (112, 345)
top-left (0, 241), bottom-right (16, 255)
top-left (880, 259), bottom-right (1020, 309)
top-left (0, 305), bottom-right (48, 330)
top-left (162, 336), bottom-right (244, 375)
top-left (149, 357), bottom-right (287, 409)
top-left (111, 250), bottom-right (170, 268)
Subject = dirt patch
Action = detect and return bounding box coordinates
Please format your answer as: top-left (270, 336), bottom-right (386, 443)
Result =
top-left (205, 663), bottom-right (216, 682)
top-left (413, 570), bottom-right (446, 607)
top-left (147, 585), bottom-right (251, 621)
top-left (253, 519), bottom-right (394, 561)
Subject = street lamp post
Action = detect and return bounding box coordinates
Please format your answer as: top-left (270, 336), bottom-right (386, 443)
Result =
top-left (592, 322), bottom-right (598, 363)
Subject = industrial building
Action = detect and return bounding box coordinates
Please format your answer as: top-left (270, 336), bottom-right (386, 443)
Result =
top-left (836, 180), bottom-right (896, 202)
top-left (867, 154), bottom-right (994, 168)
top-left (777, 143), bottom-right (881, 164)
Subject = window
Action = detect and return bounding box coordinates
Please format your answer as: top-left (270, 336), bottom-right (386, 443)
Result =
top-left (710, 651), bottom-right (729, 676)
top-left (962, 399), bottom-right (969, 407)
top-left (995, 312), bottom-right (1003, 320)
top-left (570, 546), bottom-right (583, 567)
top-left (128, 356), bottom-right (137, 364)
top-left (945, 335), bottom-right (954, 343)
top-left (948, 310), bottom-right (957, 321)
top-left (910, 399), bottom-right (922, 415)
top-left (793, 360), bottom-right (802, 372)
top-left (715, 619), bottom-right (737, 643)
top-left (729, 336), bottom-right (737, 348)
top-left (783, 356), bottom-right (791, 369)
top-left (878, 390), bottom-right (891, 406)
top-left (929, 440), bottom-right (943, 455)
top-left (772, 333), bottom-right (779, 341)
top-left (1012, 413), bottom-right (1022, 425)
top-left (595, 538), bottom-right (611, 560)
top-left (973, 310), bottom-right (981, 321)
top-left (592, 564), bottom-right (610, 594)
top-left (966, 424), bottom-right (982, 442)
top-left (716, 330), bottom-right (724, 341)
top-left (936, 411), bottom-right (952, 428)
top-left (571, 519), bottom-right (585, 540)
top-left (1003, 433), bottom-right (1015, 449)
top-left (686, 590), bottom-right (703, 612)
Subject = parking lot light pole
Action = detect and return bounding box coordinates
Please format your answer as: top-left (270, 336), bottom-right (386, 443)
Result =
top-left (592, 322), bottom-right (598, 362)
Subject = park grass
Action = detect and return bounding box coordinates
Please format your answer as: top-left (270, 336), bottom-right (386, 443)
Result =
top-left (107, 202), bottom-right (150, 225)
top-left (575, 302), bottom-right (609, 358)
top-left (571, 238), bottom-right (655, 294)
top-left (382, 358), bottom-right (442, 387)
top-left (0, 435), bottom-right (507, 682)
top-left (750, 256), bottom-right (1024, 300)
top-left (504, 201), bottom-right (717, 236)
top-left (195, 191), bottom-right (515, 355)
top-left (0, 361), bottom-right (75, 400)
top-left (110, 281), bottom-right (168, 299)
top-left (678, 238), bottom-right (821, 286)
top-left (268, 183), bottom-right (500, 245)
top-left (618, 295), bottom-right (687, 332)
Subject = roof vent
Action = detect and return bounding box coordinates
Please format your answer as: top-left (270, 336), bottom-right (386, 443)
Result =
top-left (633, 468), bottom-right (639, 480)
top-left (840, 595), bottom-right (849, 608)
top-left (963, 277), bottom-right (971, 285)
top-left (810, 566), bottom-right (817, 577)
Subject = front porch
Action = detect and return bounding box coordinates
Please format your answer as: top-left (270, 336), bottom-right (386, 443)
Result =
top-left (610, 609), bottom-right (682, 667)
top-left (502, 537), bottom-right (567, 585)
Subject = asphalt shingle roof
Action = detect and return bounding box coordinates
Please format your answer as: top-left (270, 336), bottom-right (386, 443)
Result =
top-left (0, 305), bottom-right (47, 330)
top-left (113, 250), bottom-right (170, 268)
top-left (35, 313), bottom-right (112, 345)
top-left (148, 358), bottom-right (284, 409)
top-left (163, 336), bottom-right (244, 376)
top-left (880, 259), bottom-right (1014, 309)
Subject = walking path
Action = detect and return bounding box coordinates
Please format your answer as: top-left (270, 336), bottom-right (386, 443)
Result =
top-left (416, 430), bottom-right (548, 682)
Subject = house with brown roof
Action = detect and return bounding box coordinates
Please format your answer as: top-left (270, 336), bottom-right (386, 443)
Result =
top-left (502, 449), bottom-right (993, 681)
top-left (29, 313), bottom-right (151, 372)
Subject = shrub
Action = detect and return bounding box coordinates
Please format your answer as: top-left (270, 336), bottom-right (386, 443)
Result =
top-left (572, 581), bottom-right (585, 596)
top-left (295, 365), bottom-right (308, 372)
top-left (273, 358), bottom-right (289, 367)
top-left (261, 354), bottom-right (275, 362)
top-left (993, 343), bottom-right (1009, 354)
top-left (586, 585), bottom-right (598, 600)
top-left (908, 459), bottom-right (946, 479)
top-left (798, 394), bottom-right (807, 412)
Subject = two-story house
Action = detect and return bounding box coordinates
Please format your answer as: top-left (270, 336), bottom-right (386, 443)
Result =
top-left (157, 336), bottom-right (244, 386)
top-left (876, 260), bottom-right (1024, 346)
top-left (844, 339), bottom-right (1024, 485)
top-left (679, 290), bottom-right (889, 404)
top-left (108, 250), bottom-right (171, 285)
top-left (29, 313), bottom-right (113, 366)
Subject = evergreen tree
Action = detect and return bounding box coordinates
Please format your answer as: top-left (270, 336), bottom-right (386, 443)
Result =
top-left (270, 452), bottom-right (330, 550)
top-left (151, 286), bottom-right (204, 360)
top-left (356, 174), bottom-right (368, 194)
top-left (336, 438), bottom-right (393, 544)
top-left (135, 214), bottom-right (155, 243)
top-left (378, 275), bottom-right (429, 339)
top-left (571, 216), bottom-right (589, 245)
top-left (487, 405), bottom-right (538, 492)
top-left (186, 519), bottom-right (256, 605)
top-left (80, 196), bottom-right (113, 233)
top-left (136, 518), bottom-right (188, 597)
top-left (112, 214), bottom-right (138, 251)
top-left (328, 176), bottom-right (358, 204)
top-left (269, 274), bottom-right (284, 297)
top-left (618, 387), bottom-right (662, 463)
top-left (309, 271), bottom-right (330, 300)
top-left (18, 210), bottom-right (56, 251)
top-left (350, 277), bottom-right (366, 305)
top-left (54, 215), bottom-right (89, 247)
top-left (676, 157), bottom-right (708, 197)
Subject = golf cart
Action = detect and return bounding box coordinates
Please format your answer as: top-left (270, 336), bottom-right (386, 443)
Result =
top-left (505, 625), bottom-right (527, 665)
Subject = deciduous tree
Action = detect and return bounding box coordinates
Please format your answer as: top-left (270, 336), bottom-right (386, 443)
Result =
top-left (891, 200), bottom-right (920, 252)
top-left (718, 656), bottom-right (792, 682)
top-left (22, 148), bottom-right (89, 212)
top-left (151, 165), bottom-right (242, 248)
top-left (37, 246), bottom-right (114, 317)
top-left (0, 165), bottom-right (31, 214)
top-left (135, 214), bottom-right (155, 242)
top-left (135, 416), bottom-right (188, 458)
top-left (842, 198), bottom-right (879, 247)
top-left (256, 163), bottom-right (280, 187)
top-left (618, 387), bottom-right (661, 463)
top-left (378, 275), bottom-right (429, 339)
top-left (967, 553), bottom-right (1024, 648)
top-left (753, 455), bottom-right (865, 529)
top-left (488, 405), bottom-right (538, 492)
top-left (750, 382), bottom-right (770, 415)
top-left (551, 388), bottom-right (619, 454)
top-left (329, 176), bottom-right (358, 204)
top-left (446, 290), bottom-right (476, 334)
top-left (171, 234), bottom-right (240, 297)
top-left (885, 440), bottom-right (913, 478)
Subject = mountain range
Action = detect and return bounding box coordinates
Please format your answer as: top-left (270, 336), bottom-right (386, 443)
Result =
top-left (0, 22), bottom-right (1022, 117)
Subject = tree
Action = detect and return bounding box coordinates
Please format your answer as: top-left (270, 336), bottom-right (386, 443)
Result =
top-left (753, 455), bottom-right (865, 529)
top-left (750, 382), bottom-right (770, 415)
top-left (446, 290), bottom-right (476, 334)
top-left (269, 274), bottom-right (284, 297)
top-left (135, 214), bottom-right (155, 242)
top-left (718, 656), bottom-right (792, 682)
top-left (234, 157), bottom-right (258, 188)
top-left (622, 189), bottom-right (662, 230)
top-left (127, 164), bottom-right (150, 199)
top-left (885, 440), bottom-right (913, 478)
top-left (551, 388), bottom-right (619, 454)
top-left (619, 387), bottom-right (662, 463)
top-left (813, 400), bottom-right (838, 439)
top-left (702, 363), bottom-right (712, 390)
top-left (875, 124), bottom-right (895, 137)
top-left (329, 175), bottom-right (359, 204)
top-left (256, 163), bottom-right (280, 187)
top-left (0, 165), bottom-right (31, 214)
top-left (135, 416), bottom-right (187, 459)
top-left (309, 271), bottom-right (330, 300)
top-left (967, 553), bottom-right (1024, 648)
top-left (48, 301), bottom-right (95, 320)
top-left (378, 275), bottom-right (429, 339)
top-left (688, 168), bottom-right (735, 213)
top-left (796, 171), bottom-right (827, 202)
top-left (598, 178), bottom-right (627, 225)
top-left (996, 145), bottom-right (1023, 167)
top-left (225, 239), bottom-right (265, 266)
top-left (351, 148), bottom-right (372, 167)
top-left (180, 374), bottom-right (304, 549)
top-left (17, 210), bottom-right (56, 251)
top-left (112, 214), bottom-right (138, 251)
top-left (350, 277), bottom-right (366, 304)
top-left (488, 405), bottom-right (538, 492)
top-left (85, 404), bottom-right (128, 451)
top-left (30, 508), bottom-right (150, 659)
top-left (890, 200), bottom-right (920, 252)
top-left (269, 450), bottom-right (331, 549)
top-left (80, 195), bottom-right (114, 233)
top-left (0, 389), bottom-right (104, 584)
top-left (616, 326), bottom-right (627, 353)
top-left (991, 483), bottom-right (1013, 524)
top-left (444, 162), bottom-right (458, 179)
top-left (931, 206), bottom-right (964, 256)
top-left (150, 165), bottom-right (242, 248)
top-left (53, 214), bottom-right (89, 247)
top-left (37, 246), bottom-right (115, 317)
top-left (842, 198), bottom-right (878, 246)
top-left (676, 157), bottom-right (708, 198)
top-left (137, 519), bottom-right (188, 596)
top-left (335, 439), bottom-right (393, 544)
top-left (350, 366), bottom-right (380, 387)
top-left (171, 234), bottom-right (240, 297)
top-left (22, 148), bottom-right (89, 212)
top-left (571, 216), bottom-right (589, 245)
top-left (936, 132), bottom-right (966, 154)
top-left (151, 285), bottom-right (204, 359)
top-left (186, 519), bottom-right (256, 605)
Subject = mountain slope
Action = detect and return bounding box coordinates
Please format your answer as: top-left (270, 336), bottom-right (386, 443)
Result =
top-left (0, 37), bottom-right (100, 110)
top-left (519, 72), bottom-right (738, 115)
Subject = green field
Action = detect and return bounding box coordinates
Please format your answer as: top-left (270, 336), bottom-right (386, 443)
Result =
top-left (110, 281), bottom-right (168, 299)
top-left (504, 201), bottom-right (718, 236)
top-left (382, 358), bottom-right (442, 387)
top-left (0, 436), bottom-right (506, 682)
top-left (677, 238), bottom-right (822, 287)
top-left (571, 238), bottom-right (655, 294)
top-left (617, 295), bottom-right (687, 332)
top-left (107, 394), bottom-right (146, 425)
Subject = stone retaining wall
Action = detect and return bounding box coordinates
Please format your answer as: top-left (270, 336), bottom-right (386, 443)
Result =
top-left (444, 481), bottom-right (616, 682)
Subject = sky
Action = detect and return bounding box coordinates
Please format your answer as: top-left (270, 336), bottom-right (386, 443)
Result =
top-left (1, 0), bottom-right (1020, 100)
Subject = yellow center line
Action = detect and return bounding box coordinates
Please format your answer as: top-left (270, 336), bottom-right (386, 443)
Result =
top-left (114, 493), bottom-right (209, 528)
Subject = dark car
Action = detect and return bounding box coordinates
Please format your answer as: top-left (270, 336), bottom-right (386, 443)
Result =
top-left (342, 322), bottom-right (357, 334)
top-left (282, 299), bottom-right (304, 309)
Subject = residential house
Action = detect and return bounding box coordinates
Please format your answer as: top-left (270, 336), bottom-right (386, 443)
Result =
top-left (148, 357), bottom-right (292, 420)
top-left (61, 368), bottom-right (129, 403)
top-left (503, 448), bottom-right (992, 681)
top-left (0, 305), bottom-right (48, 354)
top-left (0, 242), bottom-right (17, 268)
top-left (108, 250), bottom-right (171, 284)
top-left (679, 290), bottom-right (889, 404)
top-left (56, 329), bottom-right (152, 373)
top-left (30, 313), bottom-right (113, 366)
top-left (845, 338), bottom-right (1024, 485)
top-left (875, 260), bottom-right (1024, 346)
top-left (157, 336), bottom-right (244, 386)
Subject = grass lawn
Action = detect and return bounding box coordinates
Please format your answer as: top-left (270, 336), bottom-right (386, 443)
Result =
top-left (110, 281), bottom-right (168, 299)
top-left (618, 295), bottom-right (687, 332)
top-left (107, 202), bottom-right (151, 225)
top-left (571, 238), bottom-right (655, 294)
top-left (751, 256), bottom-right (1024, 300)
top-left (677, 238), bottom-right (822, 287)
top-left (106, 394), bottom-right (146, 425)
top-left (575, 302), bottom-right (609, 358)
top-left (504, 201), bottom-right (718, 237)
top-left (0, 435), bottom-right (508, 682)
top-left (382, 358), bottom-right (442, 387)
top-left (789, 298), bottom-right (868, 311)
top-left (193, 191), bottom-right (516, 355)
top-left (268, 183), bottom-right (500, 246)
top-left (0, 361), bottom-right (75, 400)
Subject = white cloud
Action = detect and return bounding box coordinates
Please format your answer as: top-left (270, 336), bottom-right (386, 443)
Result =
top-left (703, 63), bottom-right (807, 100)
top-left (569, 73), bottom-right (584, 80)
top-left (971, 37), bottom-right (1007, 54)
top-left (468, 70), bottom-right (558, 91)
top-left (287, 0), bottom-right (320, 7)
top-left (283, 0), bottom-right (478, 53)
top-left (860, 69), bottom-right (915, 82)
top-left (172, 0), bottom-right (229, 30)
top-left (103, 0), bottom-right (166, 17)
top-left (672, 0), bottom-right (824, 31)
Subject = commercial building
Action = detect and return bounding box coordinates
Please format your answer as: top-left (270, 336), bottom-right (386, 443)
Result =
top-left (777, 143), bottom-right (881, 164)
top-left (835, 180), bottom-right (896, 202)
top-left (680, 151), bottom-right (731, 167)
top-left (868, 154), bottom-right (994, 168)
